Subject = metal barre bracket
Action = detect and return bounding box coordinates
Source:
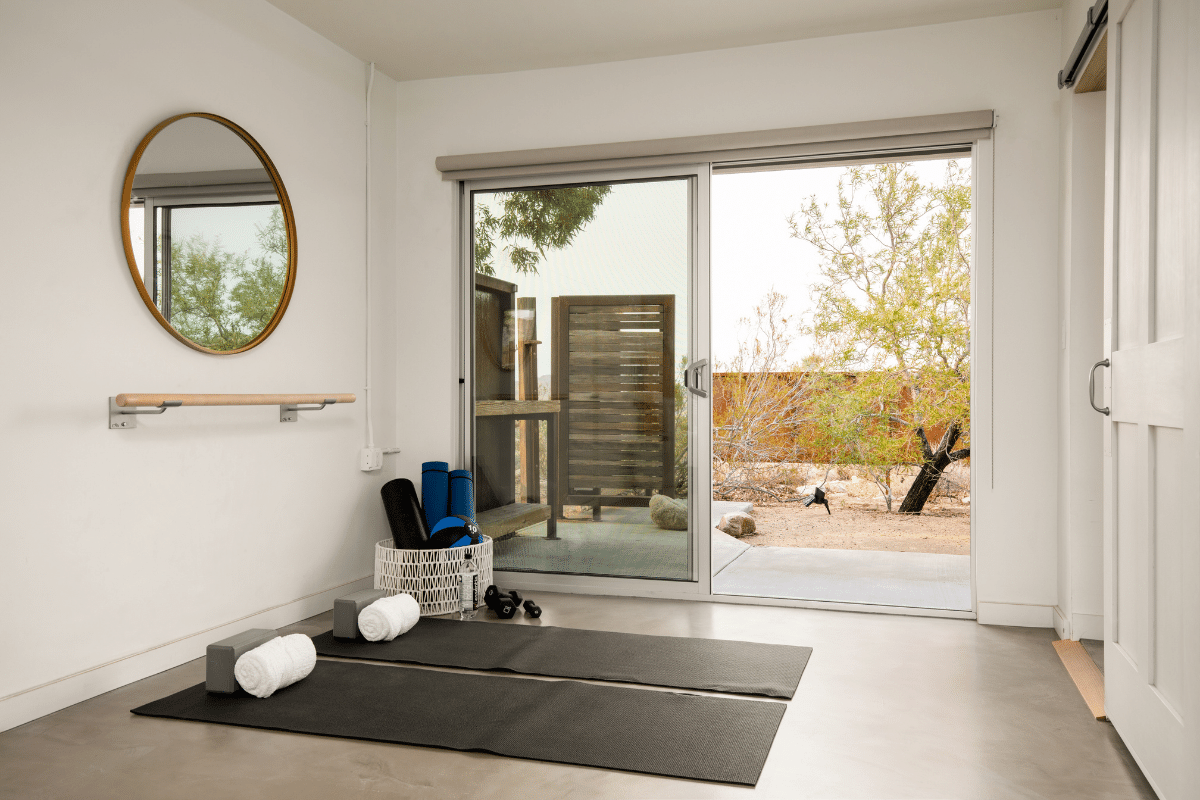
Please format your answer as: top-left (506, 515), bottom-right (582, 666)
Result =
top-left (279, 399), bottom-right (338, 423)
top-left (109, 397), bottom-right (183, 429)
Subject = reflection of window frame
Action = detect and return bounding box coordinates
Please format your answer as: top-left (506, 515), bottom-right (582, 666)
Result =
top-left (132, 188), bottom-right (278, 321)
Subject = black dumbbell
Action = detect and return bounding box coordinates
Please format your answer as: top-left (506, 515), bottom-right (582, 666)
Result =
top-left (484, 585), bottom-right (517, 619)
top-left (485, 585), bottom-right (541, 619)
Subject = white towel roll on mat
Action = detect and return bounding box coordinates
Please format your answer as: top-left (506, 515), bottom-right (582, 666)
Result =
top-left (358, 593), bottom-right (420, 642)
top-left (233, 634), bottom-right (317, 698)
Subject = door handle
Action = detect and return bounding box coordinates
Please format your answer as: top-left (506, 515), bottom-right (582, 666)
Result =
top-left (684, 359), bottom-right (708, 398)
top-left (1089, 358), bottom-right (1110, 416)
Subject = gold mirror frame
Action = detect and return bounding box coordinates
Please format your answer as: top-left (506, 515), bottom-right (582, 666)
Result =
top-left (120, 112), bottom-right (297, 355)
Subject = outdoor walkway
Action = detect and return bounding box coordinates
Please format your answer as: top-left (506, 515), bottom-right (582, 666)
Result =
top-left (712, 532), bottom-right (971, 611)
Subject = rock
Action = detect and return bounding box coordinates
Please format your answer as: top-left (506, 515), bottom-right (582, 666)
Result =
top-left (649, 494), bottom-right (688, 530)
top-left (717, 511), bottom-right (756, 538)
top-left (796, 484), bottom-right (819, 496)
top-left (846, 477), bottom-right (878, 498)
top-left (825, 480), bottom-right (848, 494)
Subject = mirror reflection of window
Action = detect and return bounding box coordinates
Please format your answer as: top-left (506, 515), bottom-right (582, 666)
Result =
top-left (149, 202), bottom-right (286, 351)
top-left (122, 114), bottom-right (294, 354)
top-left (127, 204), bottom-right (145, 275)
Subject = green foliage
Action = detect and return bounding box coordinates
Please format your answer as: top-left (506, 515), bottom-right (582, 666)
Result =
top-left (168, 206), bottom-right (288, 351)
top-left (475, 186), bottom-right (612, 276)
top-left (790, 161), bottom-right (971, 509)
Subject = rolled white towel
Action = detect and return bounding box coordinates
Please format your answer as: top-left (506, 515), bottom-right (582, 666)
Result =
top-left (357, 593), bottom-right (421, 642)
top-left (233, 634), bottom-right (316, 699)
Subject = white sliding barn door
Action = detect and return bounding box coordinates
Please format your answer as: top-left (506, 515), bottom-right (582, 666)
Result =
top-left (1102, 0), bottom-right (1200, 796)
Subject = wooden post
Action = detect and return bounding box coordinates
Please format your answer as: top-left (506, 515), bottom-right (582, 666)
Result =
top-left (517, 297), bottom-right (540, 504)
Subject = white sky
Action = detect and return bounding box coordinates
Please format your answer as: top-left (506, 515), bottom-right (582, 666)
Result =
top-left (128, 203), bottom-right (280, 278)
top-left (477, 179), bottom-right (690, 377)
top-left (711, 157), bottom-right (965, 366)
top-left (477, 157), bottom-right (967, 376)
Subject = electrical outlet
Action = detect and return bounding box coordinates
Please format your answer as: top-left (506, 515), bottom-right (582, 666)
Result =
top-left (359, 447), bottom-right (383, 472)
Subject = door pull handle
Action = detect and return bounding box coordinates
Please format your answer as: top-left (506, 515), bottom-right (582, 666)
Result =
top-left (684, 359), bottom-right (708, 399)
top-left (1089, 358), bottom-right (1110, 416)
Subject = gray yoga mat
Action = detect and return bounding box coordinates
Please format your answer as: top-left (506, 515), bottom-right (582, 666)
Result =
top-left (312, 618), bottom-right (811, 699)
top-left (132, 660), bottom-right (785, 785)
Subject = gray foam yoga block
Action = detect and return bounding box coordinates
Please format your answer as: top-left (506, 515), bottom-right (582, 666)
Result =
top-left (334, 589), bottom-right (389, 639)
top-left (206, 628), bottom-right (279, 694)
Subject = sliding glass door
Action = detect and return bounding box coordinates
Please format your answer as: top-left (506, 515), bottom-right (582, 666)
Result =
top-left (466, 171), bottom-right (708, 583)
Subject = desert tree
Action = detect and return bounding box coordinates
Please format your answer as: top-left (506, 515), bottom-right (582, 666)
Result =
top-left (168, 206), bottom-right (288, 351)
top-left (790, 161), bottom-right (971, 513)
top-left (712, 290), bottom-right (817, 500)
top-left (474, 186), bottom-right (612, 276)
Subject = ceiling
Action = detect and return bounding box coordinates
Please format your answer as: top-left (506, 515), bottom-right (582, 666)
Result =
top-left (265, 0), bottom-right (1062, 82)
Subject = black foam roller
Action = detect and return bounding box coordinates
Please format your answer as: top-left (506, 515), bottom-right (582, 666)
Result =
top-left (381, 479), bottom-right (431, 550)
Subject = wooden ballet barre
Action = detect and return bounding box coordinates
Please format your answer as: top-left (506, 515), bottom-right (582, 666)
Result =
top-left (115, 393), bottom-right (356, 407)
top-left (108, 393), bottom-right (356, 429)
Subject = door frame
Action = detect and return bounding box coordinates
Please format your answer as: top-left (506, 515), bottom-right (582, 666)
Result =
top-left (455, 147), bottom-right (990, 619)
top-left (459, 163), bottom-right (714, 600)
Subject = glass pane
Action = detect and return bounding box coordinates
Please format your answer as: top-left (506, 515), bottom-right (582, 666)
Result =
top-left (128, 204), bottom-right (145, 275)
top-left (474, 179), bottom-right (691, 580)
top-left (710, 158), bottom-right (972, 610)
top-left (159, 203), bottom-right (287, 351)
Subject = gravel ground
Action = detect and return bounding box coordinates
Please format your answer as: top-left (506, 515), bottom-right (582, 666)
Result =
top-left (738, 502), bottom-right (971, 555)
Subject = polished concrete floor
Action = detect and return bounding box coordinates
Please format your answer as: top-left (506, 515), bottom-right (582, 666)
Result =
top-left (0, 595), bottom-right (1155, 799)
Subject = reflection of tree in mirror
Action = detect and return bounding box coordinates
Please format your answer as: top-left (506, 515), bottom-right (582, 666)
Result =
top-left (474, 186), bottom-right (611, 276)
top-left (168, 206), bottom-right (287, 351)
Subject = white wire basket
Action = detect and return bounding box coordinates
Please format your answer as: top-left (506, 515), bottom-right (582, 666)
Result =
top-left (373, 537), bottom-right (493, 616)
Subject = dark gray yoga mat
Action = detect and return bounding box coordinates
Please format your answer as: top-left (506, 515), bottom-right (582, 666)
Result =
top-left (312, 618), bottom-right (811, 699)
top-left (132, 660), bottom-right (785, 785)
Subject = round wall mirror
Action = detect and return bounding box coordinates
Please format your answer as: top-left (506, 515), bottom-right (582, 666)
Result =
top-left (120, 113), bottom-right (296, 354)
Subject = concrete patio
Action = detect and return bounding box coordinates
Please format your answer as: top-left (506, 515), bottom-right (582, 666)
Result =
top-left (712, 536), bottom-right (972, 610)
top-left (493, 501), bottom-right (972, 611)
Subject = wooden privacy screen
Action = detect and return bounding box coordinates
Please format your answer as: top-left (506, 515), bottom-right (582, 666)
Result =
top-left (552, 295), bottom-right (676, 516)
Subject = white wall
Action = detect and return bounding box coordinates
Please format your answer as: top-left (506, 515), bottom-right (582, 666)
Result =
top-left (0, 0), bottom-right (398, 730)
top-left (395, 11), bottom-right (1064, 623)
top-left (1054, 0), bottom-right (1107, 642)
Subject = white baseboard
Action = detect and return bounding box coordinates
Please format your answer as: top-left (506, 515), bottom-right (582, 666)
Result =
top-left (0, 575), bottom-right (371, 734)
top-left (1071, 612), bottom-right (1103, 641)
top-left (977, 601), bottom-right (1054, 628)
top-left (1053, 605), bottom-right (1071, 639)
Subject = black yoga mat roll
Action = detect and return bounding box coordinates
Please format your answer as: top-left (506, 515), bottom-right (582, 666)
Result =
top-left (380, 478), bottom-right (430, 549)
top-left (132, 660), bottom-right (786, 785)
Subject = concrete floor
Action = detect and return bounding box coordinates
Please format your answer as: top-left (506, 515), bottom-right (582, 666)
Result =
top-left (494, 507), bottom-right (689, 579)
top-left (0, 594), bottom-right (1154, 799)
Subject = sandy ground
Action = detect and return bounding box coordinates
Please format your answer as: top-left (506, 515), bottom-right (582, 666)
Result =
top-left (739, 502), bottom-right (971, 555)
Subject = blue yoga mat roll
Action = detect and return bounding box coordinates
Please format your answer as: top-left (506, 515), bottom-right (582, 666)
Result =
top-left (421, 461), bottom-right (449, 531)
top-left (448, 469), bottom-right (474, 523)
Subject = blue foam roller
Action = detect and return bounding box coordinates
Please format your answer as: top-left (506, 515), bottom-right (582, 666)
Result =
top-left (449, 470), bottom-right (475, 523)
top-left (421, 461), bottom-right (449, 531)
